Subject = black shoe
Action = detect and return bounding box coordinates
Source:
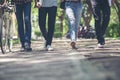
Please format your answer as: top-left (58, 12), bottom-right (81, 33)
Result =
top-left (24, 47), bottom-right (32, 51)
top-left (24, 42), bottom-right (32, 51)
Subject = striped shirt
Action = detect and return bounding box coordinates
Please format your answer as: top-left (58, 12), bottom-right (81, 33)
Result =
top-left (11, 0), bottom-right (32, 4)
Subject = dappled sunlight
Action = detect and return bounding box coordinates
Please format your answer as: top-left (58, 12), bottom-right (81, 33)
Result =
top-left (24, 56), bottom-right (85, 64)
top-left (0, 39), bottom-right (120, 80)
top-left (0, 58), bottom-right (26, 62)
top-left (0, 53), bottom-right (85, 64)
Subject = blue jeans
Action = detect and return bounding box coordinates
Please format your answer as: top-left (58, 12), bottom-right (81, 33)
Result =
top-left (65, 1), bottom-right (82, 42)
top-left (15, 2), bottom-right (32, 47)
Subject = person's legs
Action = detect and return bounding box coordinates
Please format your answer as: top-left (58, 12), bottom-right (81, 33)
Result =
top-left (42, 6), bottom-right (57, 51)
top-left (15, 4), bottom-right (25, 48)
top-left (65, 2), bottom-right (76, 42)
top-left (101, 0), bottom-right (110, 37)
top-left (74, 2), bottom-right (82, 40)
top-left (24, 2), bottom-right (32, 45)
top-left (47, 6), bottom-right (57, 46)
top-left (39, 7), bottom-right (47, 41)
top-left (23, 2), bottom-right (32, 51)
top-left (38, 7), bottom-right (48, 49)
top-left (91, 0), bottom-right (104, 45)
top-left (65, 2), bottom-right (82, 49)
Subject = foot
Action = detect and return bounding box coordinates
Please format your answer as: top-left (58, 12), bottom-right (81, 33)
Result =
top-left (98, 43), bottom-right (104, 48)
top-left (25, 47), bottom-right (32, 51)
top-left (70, 42), bottom-right (78, 49)
top-left (95, 43), bottom-right (104, 49)
top-left (46, 45), bottom-right (54, 51)
top-left (24, 42), bottom-right (32, 51)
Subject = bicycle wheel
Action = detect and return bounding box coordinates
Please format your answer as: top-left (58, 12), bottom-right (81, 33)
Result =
top-left (0, 16), bottom-right (6, 54)
top-left (0, 18), bottom-right (2, 42)
top-left (0, 15), bottom-right (10, 53)
top-left (0, 17), bottom-right (3, 53)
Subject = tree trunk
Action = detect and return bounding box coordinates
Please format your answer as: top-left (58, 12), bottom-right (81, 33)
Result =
top-left (59, 10), bottom-right (65, 33)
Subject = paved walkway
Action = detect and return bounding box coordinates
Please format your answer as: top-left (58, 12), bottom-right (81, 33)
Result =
top-left (0, 38), bottom-right (120, 80)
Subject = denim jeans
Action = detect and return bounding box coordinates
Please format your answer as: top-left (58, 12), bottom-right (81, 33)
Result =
top-left (38, 6), bottom-right (57, 46)
top-left (65, 1), bottom-right (82, 42)
top-left (91, 0), bottom-right (110, 44)
top-left (15, 2), bottom-right (32, 47)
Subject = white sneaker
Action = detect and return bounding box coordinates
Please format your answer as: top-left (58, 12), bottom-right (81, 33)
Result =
top-left (97, 43), bottom-right (104, 48)
top-left (46, 45), bottom-right (54, 51)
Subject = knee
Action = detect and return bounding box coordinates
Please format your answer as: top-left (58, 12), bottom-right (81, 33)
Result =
top-left (69, 17), bottom-right (75, 24)
top-left (24, 16), bottom-right (30, 23)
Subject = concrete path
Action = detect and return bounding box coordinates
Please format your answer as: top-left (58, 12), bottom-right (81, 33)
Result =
top-left (0, 38), bottom-right (120, 80)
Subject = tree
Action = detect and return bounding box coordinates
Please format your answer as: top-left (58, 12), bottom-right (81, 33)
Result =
top-left (114, 0), bottom-right (120, 23)
top-left (82, 0), bottom-right (92, 27)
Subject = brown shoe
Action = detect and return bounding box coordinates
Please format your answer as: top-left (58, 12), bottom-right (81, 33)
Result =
top-left (70, 42), bottom-right (78, 49)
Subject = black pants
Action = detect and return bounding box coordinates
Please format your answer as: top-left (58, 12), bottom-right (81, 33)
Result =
top-left (90, 0), bottom-right (110, 44)
top-left (38, 6), bottom-right (57, 46)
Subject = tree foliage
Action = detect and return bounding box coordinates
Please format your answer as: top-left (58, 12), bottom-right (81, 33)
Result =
top-left (31, 0), bottom-right (120, 38)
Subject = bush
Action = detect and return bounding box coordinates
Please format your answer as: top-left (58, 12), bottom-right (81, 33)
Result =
top-left (54, 32), bottom-right (63, 38)
top-left (106, 23), bottom-right (120, 38)
top-left (34, 31), bottom-right (42, 37)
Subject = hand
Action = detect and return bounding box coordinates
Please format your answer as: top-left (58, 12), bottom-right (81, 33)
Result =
top-left (35, 2), bottom-right (42, 8)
